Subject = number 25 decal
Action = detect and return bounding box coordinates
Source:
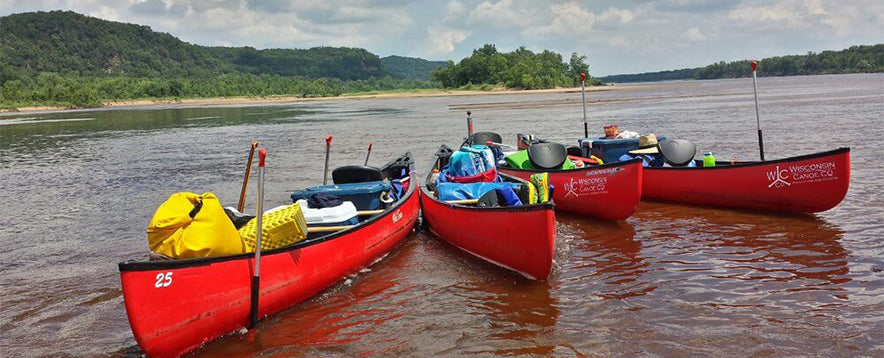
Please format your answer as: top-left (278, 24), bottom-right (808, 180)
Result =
top-left (154, 272), bottom-right (173, 288)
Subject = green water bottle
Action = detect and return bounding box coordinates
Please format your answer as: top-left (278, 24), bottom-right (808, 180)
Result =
top-left (703, 152), bottom-right (716, 167)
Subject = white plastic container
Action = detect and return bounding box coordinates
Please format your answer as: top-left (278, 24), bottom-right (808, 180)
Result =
top-left (294, 199), bottom-right (358, 226)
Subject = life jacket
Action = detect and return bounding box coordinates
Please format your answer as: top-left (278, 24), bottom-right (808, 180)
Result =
top-left (147, 192), bottom-right (246, 259)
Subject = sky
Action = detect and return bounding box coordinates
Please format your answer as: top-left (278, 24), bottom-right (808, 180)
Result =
top-left (0, 0), bottom-right (881, 75)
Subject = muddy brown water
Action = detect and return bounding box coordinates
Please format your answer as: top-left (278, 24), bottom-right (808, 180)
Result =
top-left (0, 74), bottom-right (882, 357)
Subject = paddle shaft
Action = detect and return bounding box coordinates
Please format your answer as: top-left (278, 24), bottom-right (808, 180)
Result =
top-left (466, 111), bottom-right (473, 137)
top-left (323, 136), bottom-right (332, 185)
top-left (237, 141), bottom-right (258, 212)
top-left (307, 225), bottom-right (354, 233)
top-left (364, 140), bottom-right (373, 166)
top-left (581, 73), bottom-right (588, 138)
top-left (447, 198), bottom-right (479, 205)
top-left (751, 62), bottom-right (765, 161)
top-left (250, 148), bottom-right (266, 329)
top-left (485, 141), bottom-right (516, 149)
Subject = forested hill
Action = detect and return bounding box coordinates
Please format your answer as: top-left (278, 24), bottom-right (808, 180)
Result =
top-left (0, 11), bottom-right (387, 81)
top-left (380, 56), bottom-right (447, 80)
top-left (0, 10), bottom-right (440, 108)
top-left (598, 44), bottom-right (883, 83)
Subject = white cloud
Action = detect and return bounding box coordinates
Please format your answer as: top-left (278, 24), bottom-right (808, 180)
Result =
top-left (682, 26), bottom-right (706, 42)
top-left (89, 5), bottom-right (121, 21)
top-left (426, 27), bottom-right (470, 57)
top-left (599, 7), bottom-right (634, 24)
top-left (729, 0), bottom-right (827, 29)
top-left (445, 0), bottom-right (466, 22)
top-left (0, 0), bottom-right (880, 74)
top-left (467, 0), bottom-right (534, 29)
top-left (545, 2), bottom-right (596, 35)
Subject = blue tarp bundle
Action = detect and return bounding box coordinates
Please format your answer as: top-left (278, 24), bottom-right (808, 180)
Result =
top-left (436, 182), bottom-right (523, 206)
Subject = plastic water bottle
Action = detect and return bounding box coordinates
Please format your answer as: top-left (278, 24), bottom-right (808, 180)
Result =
top-left (703, 152), bottom-right (716, 167)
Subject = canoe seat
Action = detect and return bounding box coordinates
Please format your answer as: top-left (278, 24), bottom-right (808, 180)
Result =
top-left (566, 145), bottom-right (582, 157)
top-left (658, 139), bottom-right (696, 167)
top-left (528, 142), bottom-right (567, 169)
top-left (332, 165), bottom-right (383, 184)
top-left (470, 131), bottom-right (503, 146)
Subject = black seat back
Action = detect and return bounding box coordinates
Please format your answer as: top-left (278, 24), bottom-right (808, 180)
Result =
top-left (332, 165), bottom-right (383, 184)
top-left (658, 139), bottom-right (697, 167)
top-left (566, 145), bottom-right (582, 157)
top-left (528, 142), bottom-right (567, 169)
top-left (470, 132), bottom-right (503, 146)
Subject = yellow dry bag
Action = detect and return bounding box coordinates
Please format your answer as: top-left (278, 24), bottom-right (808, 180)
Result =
top-left (147, 192), bottom-right (247, 259)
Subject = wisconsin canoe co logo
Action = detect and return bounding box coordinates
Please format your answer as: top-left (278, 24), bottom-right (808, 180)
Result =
top-left (391, 210), bottom-right (403, 223)
top-left (563, 167), bottom-right (623, 198)
top-left (766, 161), bottom-right (837, 189)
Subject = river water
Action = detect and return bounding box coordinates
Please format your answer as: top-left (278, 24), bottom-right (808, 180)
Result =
top-left (0, 74), bottom-right (882, 357)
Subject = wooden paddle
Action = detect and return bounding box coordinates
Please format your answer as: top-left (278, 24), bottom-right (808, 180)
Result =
top-left (446, 199), bottom-right (479, 205)
top-left (237, 141), bottom-right (258, 212)
top-left (307, 225), bottom-right (354, 233)
top-left (323, 135), bottom-right (332, 185)
top-left (364, 139), bottom-right (373, 165)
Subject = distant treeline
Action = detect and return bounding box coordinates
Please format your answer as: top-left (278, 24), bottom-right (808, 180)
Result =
top-left (380, 56), bottom-right (448, 81)
top-left (598, 44), bottom-right (883, 83)
top-left (432, 44), bottom-right (600, 89)
top-left (597, 68), bottom-right (698, 83)
top-left (0, 11), bottom-right (437, 108)
top-left (0, 73), bottom-right (437, 108)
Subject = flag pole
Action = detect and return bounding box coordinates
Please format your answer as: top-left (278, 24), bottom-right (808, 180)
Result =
top-left (581, 72), bottom-right (588, 138)
top-left (249, 148), bottom-right (266, 329)
top-left (751, 61), bottom-right (765, 161)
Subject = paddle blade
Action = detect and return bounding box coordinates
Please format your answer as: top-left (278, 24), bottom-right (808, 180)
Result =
top-left (258, 148), bottom-right (266, 167)
top-left (580, 72), bottom-right (586, 82)
top-left (751, 61), bottom-right (757, 72)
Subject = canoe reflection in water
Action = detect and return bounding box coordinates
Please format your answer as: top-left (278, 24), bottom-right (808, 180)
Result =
top-left (192, 232), bottom-right (563, 357)
top-left (562, 203), bottom-right (847, 300)
top-left (554, 204), bottom-right (851, 355)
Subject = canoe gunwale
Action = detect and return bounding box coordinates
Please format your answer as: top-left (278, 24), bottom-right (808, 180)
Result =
top-left (118, 152), bottom-right (417, 272)
top-left (420, 185), bottom-right (555, 213)
top-left (498, 157), bottom-right (642, 173)
top-left (644, 147), bottom-right (850, 171)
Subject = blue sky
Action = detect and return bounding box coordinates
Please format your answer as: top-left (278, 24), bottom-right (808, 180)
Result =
top-left (1, 0), bottom-right (881, 75)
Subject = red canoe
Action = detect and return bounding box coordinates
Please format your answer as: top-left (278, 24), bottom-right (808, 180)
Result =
top-left (643, 148), bottom-right (850, 213)
top-left (118, 154), bottom-right (419, 358)
top-left (420, 147), bottom-right (556, 280)
top-left (499, 158), bottom-right (643, 220)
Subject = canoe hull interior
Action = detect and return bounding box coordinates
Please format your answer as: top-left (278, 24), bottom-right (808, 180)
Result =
top-left (499, 159), bottom-right (642, 220)
top-left (420, 188), bottom-right (556, 280)
top-left (643, 148), bottom-right (850, 213)
top-left (118, 173), bottom-right (419, 358)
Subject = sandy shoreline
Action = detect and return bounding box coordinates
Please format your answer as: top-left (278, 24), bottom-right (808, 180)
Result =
top-left (0, 83), bottom-right (693, 113)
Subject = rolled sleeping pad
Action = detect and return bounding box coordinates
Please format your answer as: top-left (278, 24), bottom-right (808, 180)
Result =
top-left (658, 139), bottom-right (697, 167)
top-left (527, 142), bottom-right (567, 169)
